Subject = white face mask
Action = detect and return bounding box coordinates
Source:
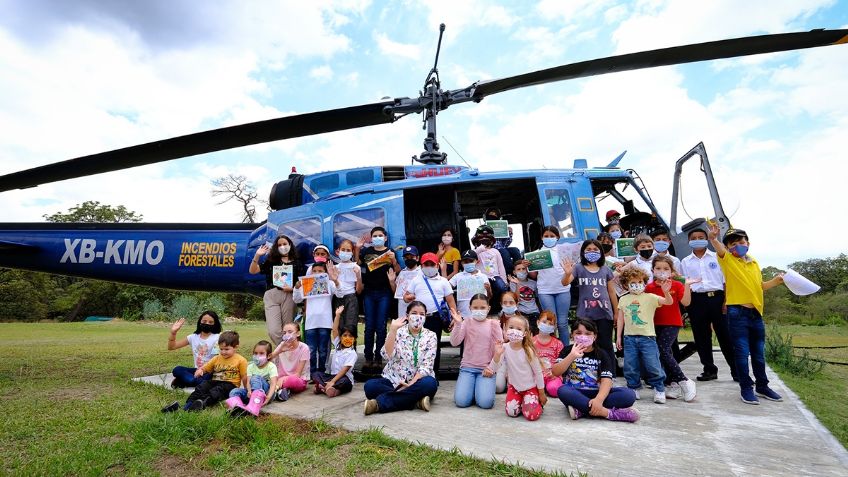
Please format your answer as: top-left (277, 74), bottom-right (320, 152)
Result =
top-left (422, 266), bottom-right (438, 278)
top-left (470, 309), bottom-right (488, 321)
top-left (506, 329), bottom-right (524, 343)
top-left (629, 283), bottom-right (645, 295)
top-left (278, 245), bottom-right (290, 255)
top-left (407, 313), bottom-right (425, 330)
top-left (501, 305), bottom-right (517, 315)
top-left (654, 271), bottom-right (670, 281)
top-left (442, 235), bottom-right (452, 245)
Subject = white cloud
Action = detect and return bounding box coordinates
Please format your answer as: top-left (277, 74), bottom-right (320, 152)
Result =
top-left (374, 32), bottom-right (421, 60)
top-left (309, 65), bottom-right (334, 81)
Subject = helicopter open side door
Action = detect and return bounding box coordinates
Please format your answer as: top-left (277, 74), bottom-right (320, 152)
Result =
top-left (536, 178), bottom-right (582, 244)
top-left (669, 142), bottom-right (730, 255)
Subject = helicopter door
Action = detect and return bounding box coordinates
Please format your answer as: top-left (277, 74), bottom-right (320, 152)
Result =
top-left (669, 142), bottom-right (730, 256)
top-left (536, 180), bottom-right (580, 242)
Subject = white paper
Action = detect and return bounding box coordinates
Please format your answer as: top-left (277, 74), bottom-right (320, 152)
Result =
top-left (783, 269), bottom-right (820, 296)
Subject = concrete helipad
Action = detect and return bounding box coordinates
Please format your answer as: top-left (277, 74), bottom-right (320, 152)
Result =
top-left (136, 347), bottom-right (848, 476)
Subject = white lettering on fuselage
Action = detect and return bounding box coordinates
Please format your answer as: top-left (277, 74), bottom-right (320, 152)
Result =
top-left (59, 239), bottom-right (165, 266)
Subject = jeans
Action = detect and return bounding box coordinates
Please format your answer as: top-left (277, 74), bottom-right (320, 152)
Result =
top-left (538, 291), bottom-right (571, 345)
top-left (304, 327), bottom-right (331, 374)
top-left (364, 376), bottom-right (439, 413)
top-left (363, 289), bottom-right (393, 361)
top-left (171, 365), bottom-right (211, 388)
top-left (727, 305), bottom-right (768, 390)
top-left (454, 367), bottom-right (496, 409)
top-left (229, 375), bottom-right (271, 401)
top-left (688, 291), bottom-right (736, 377)
top-left (623, 335), bottom-right (666, 392)
top-left (557, 385), bottom-right (636, 415)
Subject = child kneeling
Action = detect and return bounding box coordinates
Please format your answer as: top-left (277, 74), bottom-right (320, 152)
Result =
top-left (313, 306), bottom-right (357, 397)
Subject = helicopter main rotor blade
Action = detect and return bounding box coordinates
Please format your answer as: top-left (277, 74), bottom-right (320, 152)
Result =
top-left (470, 29), bottom-right (848, 100)
top-left (0, 100), bottom-right (396, 192)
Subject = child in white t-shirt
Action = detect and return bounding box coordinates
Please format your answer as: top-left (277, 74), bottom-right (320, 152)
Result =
top-left (313, 306), bottom-right (358, 397)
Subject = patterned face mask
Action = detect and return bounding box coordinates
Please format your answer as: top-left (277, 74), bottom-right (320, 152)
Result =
top-left (407, 313), bottom-right (426, 330)
top-left (506, 329), bottom-right (524, 343)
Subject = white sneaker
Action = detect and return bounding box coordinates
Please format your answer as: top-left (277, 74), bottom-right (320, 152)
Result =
top-left (632, 388), bottom-right (641, 400)
top-left (653, 390), bottom-right (666, 404)
top-left (680, 379), bottom-right (697, 402)
top-left (666, 383), bottom-right (682, 400)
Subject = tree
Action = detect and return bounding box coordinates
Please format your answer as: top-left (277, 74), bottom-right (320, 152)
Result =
top-left (787, 254), bottom-right (848, 295)
top-left (211, 174), bottom-right (267, 223)
top-left (43, 200), bottom-right (143, 223)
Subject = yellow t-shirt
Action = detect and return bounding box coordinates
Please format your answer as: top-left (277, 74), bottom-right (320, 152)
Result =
top-left (717, 252), bottom-right (763, 315)
top-left (443, 247), bottom-right (461, 265)
top-left (617, 293), bottom-right (663, 337)
top-left (202, 353), bottom-right (248, 386)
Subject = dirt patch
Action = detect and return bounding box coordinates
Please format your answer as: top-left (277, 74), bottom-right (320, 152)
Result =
top-left (46, 387), bottom-right (98, 401)
top-left (153, 455), bottom-right (205, 477)
top-left (260, 413), bottom-right (347, 438)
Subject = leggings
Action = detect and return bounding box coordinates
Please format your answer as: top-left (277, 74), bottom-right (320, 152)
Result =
top-left (656, 325), bottom-right (687, 383)
top-left (278, 375), bottom-right (308, 393)
top-left (505, 384), bottom-right (543, 421)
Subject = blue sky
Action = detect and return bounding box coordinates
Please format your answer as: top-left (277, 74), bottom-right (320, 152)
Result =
top-left (0, 0), bottom-right (847, 267)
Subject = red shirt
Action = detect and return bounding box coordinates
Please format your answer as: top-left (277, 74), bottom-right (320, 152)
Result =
top-left (646, 280), bottom-right (684, 327)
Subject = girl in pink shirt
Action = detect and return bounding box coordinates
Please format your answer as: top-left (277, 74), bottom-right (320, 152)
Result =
top-left (449, 294), bottom-right (502, 409)
top-left (532, 311), bottom-right (565, 397)
top-left (493, 315), bottom-right (547, 421)
top-left (269, 322), bottom-right (310, 401)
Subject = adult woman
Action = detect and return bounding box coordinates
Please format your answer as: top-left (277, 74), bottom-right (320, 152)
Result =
top-left (437, 226), bottom-right (461, 280)
top-left (532, 226), bottom-right (573, 344)
top-left (363, 301), bottom-right (439, 414)
top-left (249, 234), bottom-right (301, 345)
top-left (167, 311), bottom-right (222, 388)
top-left (357, 226), bottom-right (401, 368)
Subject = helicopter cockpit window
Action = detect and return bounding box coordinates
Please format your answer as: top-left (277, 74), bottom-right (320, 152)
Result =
top-left (333, 208), bottom-right (386, 251)
top-left (346, 169), bottom-right (374, 186)
top-left (278, 217), bottom-right (321, 250)
top-left (544, 189), bottom-right (576, 238)
top-left (310, 174), bottom-right (340, 194)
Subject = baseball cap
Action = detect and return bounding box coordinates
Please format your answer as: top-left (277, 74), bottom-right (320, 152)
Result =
top-left (461, 249), bottom-right (478, 261)
top-left (402, 245), bottom-right (419, 257)
top-left (606, 210), bottom-right (621, 221)
top-left (420, 252), bottom-right (439, 265)
top-left (722, 228), bottom-right (749, 245)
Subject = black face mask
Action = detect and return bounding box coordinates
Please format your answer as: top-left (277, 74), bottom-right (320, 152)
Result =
top-left (198, 323), bottom-right (216, 334)
top-left (404, 258), bottom-right (418, 269)
top-left (601, 243), bottom-right (613, 253)
top-left (639, 249), bottom-right (654, 259)
top-left (486, 215), bottom-right (499, 221)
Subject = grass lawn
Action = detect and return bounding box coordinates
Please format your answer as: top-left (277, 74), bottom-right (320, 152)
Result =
top-left (0, 321), bottom-right (567, 477)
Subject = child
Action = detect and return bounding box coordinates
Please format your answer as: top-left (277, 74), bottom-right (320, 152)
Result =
top-left (563, 239), bottom-right (618, 367)
top-left (167, 310), bottom-right (221, 388)
top-left (552, 319), bottom-right (639, 422)
top-left (389, 245), bottom-right (423, 319)
top-left (508, 260), bottom-right (540, 334)
top-left (532, 311), bottom-right (564, 397)
top-left (533, 226), bottom-right (574, 343)
top-left (615, 267), bottom-right (673, 403)
top-left (474, 226), bottom-right (508, 294)
top-left (495, 292), bottom-right (523, 393)
top-left (334, 239), bottom-right (363, 336)
top-left (437, 227), bottom-right (461, 279)
top-left (162, 331), bottom-right (248, 412)
top-left (492, 315), bottom-right (547, 421)
top-left (631, 234), bottom-right (655, 280)
top-left (645, 255), bottom-right (698, 402)
top-left (313, 306), bottom-right (358, 397)
top-left (709, 223), bottom-right (785, 404)
top-left (294, 259), bottom-right (342, 376)
top-left (449, 250), bottom-right (491, 318)
top-left (450, 294), bottom-right (502, 409)
top-left (226, 340), bottom-right (278, 416)
top-left (651, 228), bottom-right (682, 272)
top-left (269, 322), bottom-right (310, 401)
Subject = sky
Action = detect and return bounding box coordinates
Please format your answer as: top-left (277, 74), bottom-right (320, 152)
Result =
top-left (0, 0), bottom-right (846, 268)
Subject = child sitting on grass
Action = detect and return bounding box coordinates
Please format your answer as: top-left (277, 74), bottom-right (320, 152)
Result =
top-left (269, 322), bottom-right (310, 402)
top-left (225, 340), bottom-right (278, 416)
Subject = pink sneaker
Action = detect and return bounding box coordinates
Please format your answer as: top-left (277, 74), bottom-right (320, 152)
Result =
top-left (607, 407), bottom-right (640, 423)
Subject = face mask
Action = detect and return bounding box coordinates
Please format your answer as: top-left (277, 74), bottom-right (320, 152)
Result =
top-left (442, 235), bottom-right (452, 245)
top-left (515, 271), bottom-right (528, 280)
top-left (501, 305), bottom-right (517, 315)
top-left (278, 245), bottom-right (290, 255)
top-left (506, 329), bottom-right (525, 343)
top-left (407, 313), bottom-right (425, 330)
top-left (281, 333), bottom-right (295, 343)
top-left (471, 309), bottom-right (488, 321)
top-left (573, 334), bottom-right (595, 347)
top-left (601, 243), bottom-right (613, 253)
top-left (341, 336), bottom-right (355, 348)
top-left (584, 251), bottom-right (602, 263)
top-left (689, 239), bottom-right (708, 250)
top-left (639, 249), bottom-right (654, 259)
top-left (198, 323), bottom-right (216, 334)
top-left (463, 263), bottom-right (477, 273)
top-left (422, 266), bottom-right (438, 278)
top-left (654, 271), bottom-right (670, 281)
top-left (629, 283), bottom-right (645, 295)
top-left (610, 230), bottom-right (622, 240)
top-left (371, 236), bottom-right (385, 247)
top-left (542, 237), bottom-right (558, 248)
top-left (252, 354), bottom-right (267, 366)
top-left (338, 251), bottom-right (353, 262)
top-left (538, 322), bottom-right (555, 335)
top-left (404, 258), bottom-right (418, 269)
top-left (654, 240), bottom-right (670, 253)
top-left (731, 244), bottom-right (749, 257)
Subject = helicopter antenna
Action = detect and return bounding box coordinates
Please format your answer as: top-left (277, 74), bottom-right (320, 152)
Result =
top-left (441, 135), bottom-right (472, 169)
top-left (413, 24), bottom-right (448, 166)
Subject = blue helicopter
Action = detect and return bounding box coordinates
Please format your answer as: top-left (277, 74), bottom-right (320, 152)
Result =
top-left (0, 27), bottom-right (846, 297)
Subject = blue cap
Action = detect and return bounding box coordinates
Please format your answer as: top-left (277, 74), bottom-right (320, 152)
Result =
top-left (402, 245), bottom-right (419, 256)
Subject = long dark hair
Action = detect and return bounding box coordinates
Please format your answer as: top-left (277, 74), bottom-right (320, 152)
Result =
top-left (541, 225), bottom-right (560, 238)
top-left (580, 239), bottom-right (606, 266)
top-left (268, 234), bottom-right (298, 264)
top-left (194, 310), bottom-right (222, 334)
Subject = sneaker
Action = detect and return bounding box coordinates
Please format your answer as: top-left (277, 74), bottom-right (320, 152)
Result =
top-left (740, 388), bottom-right (760, 405)
top-left (607, 407), bottom-right (640, 423)
top-left (756, 386), bottom-right (783, 402)
top-left (665, 383), bottom-right (682, 400)
top-left (680, 379), bottom-right (697, 402)
top-left (631, 388), bottom-right (641, 400)
top-left (161, 401), bottom-right (180, 413)
top-left (363, 399), bottom-right (379, 415)
top-left (187, 399), bottom-right (206, 411)
top-left (313, 383), bottom-right (324, 395)
top-left (653, 391), bottom-right (666, 404)
top-left (567, 405), bottom-right (583, 420)
top-left (276, 388), bottom-right (291, 402)
top-left (696, 372), bottom-right (718, 382)
top-left (417, 396), bottom-right (431, 412)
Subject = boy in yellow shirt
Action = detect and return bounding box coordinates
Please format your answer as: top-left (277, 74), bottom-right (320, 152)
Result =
top-left (708, 224), bottom-right (784, 405)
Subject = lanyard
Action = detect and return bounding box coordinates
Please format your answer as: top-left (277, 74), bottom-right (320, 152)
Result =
top-left (411, 331), bottom-right (420, 368)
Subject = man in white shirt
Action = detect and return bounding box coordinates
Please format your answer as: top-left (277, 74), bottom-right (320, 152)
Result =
top-left (403, 252), bottom-right (458, 374)
top-left (680, 228), bottom-right (737, 382)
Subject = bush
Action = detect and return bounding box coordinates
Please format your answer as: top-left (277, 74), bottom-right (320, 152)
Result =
top-left (141, 299), bottom-right (168, 321)
top-left (247, 299), bottom-right (265, 321)
top-left (0, 271), bottom-right (49, 321)
top-left (765, 326), bottom-right (825, 377)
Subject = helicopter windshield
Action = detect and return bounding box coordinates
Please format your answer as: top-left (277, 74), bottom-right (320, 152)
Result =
top-left (591, 173), bottom-right (665, 235)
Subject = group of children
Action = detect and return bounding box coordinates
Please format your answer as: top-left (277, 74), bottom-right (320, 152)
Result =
top-left (163, 221), bottom-right (786, 419)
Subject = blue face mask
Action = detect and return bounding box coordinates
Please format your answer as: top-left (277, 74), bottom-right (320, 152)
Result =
top-left (538, 322), bottom-right (555, 335)
top-left (542, 237), bottom-right (558, 248)
top-left (653, 240), bottom-right (670, 253)
top-left (689, 239), bottom-right (708, 250)
top-left (610, 230), bottom-right (622, 240)
top-left (731, 244), bottom-right (748, 257)
top-left (584, 251), bottom-right (602, 263)
top-left (463, 263), bottom-right (477, 273)
top-left (371, 236), bottom-right (385, 247)
top-left (338, 251), bottom-right (353, 262)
